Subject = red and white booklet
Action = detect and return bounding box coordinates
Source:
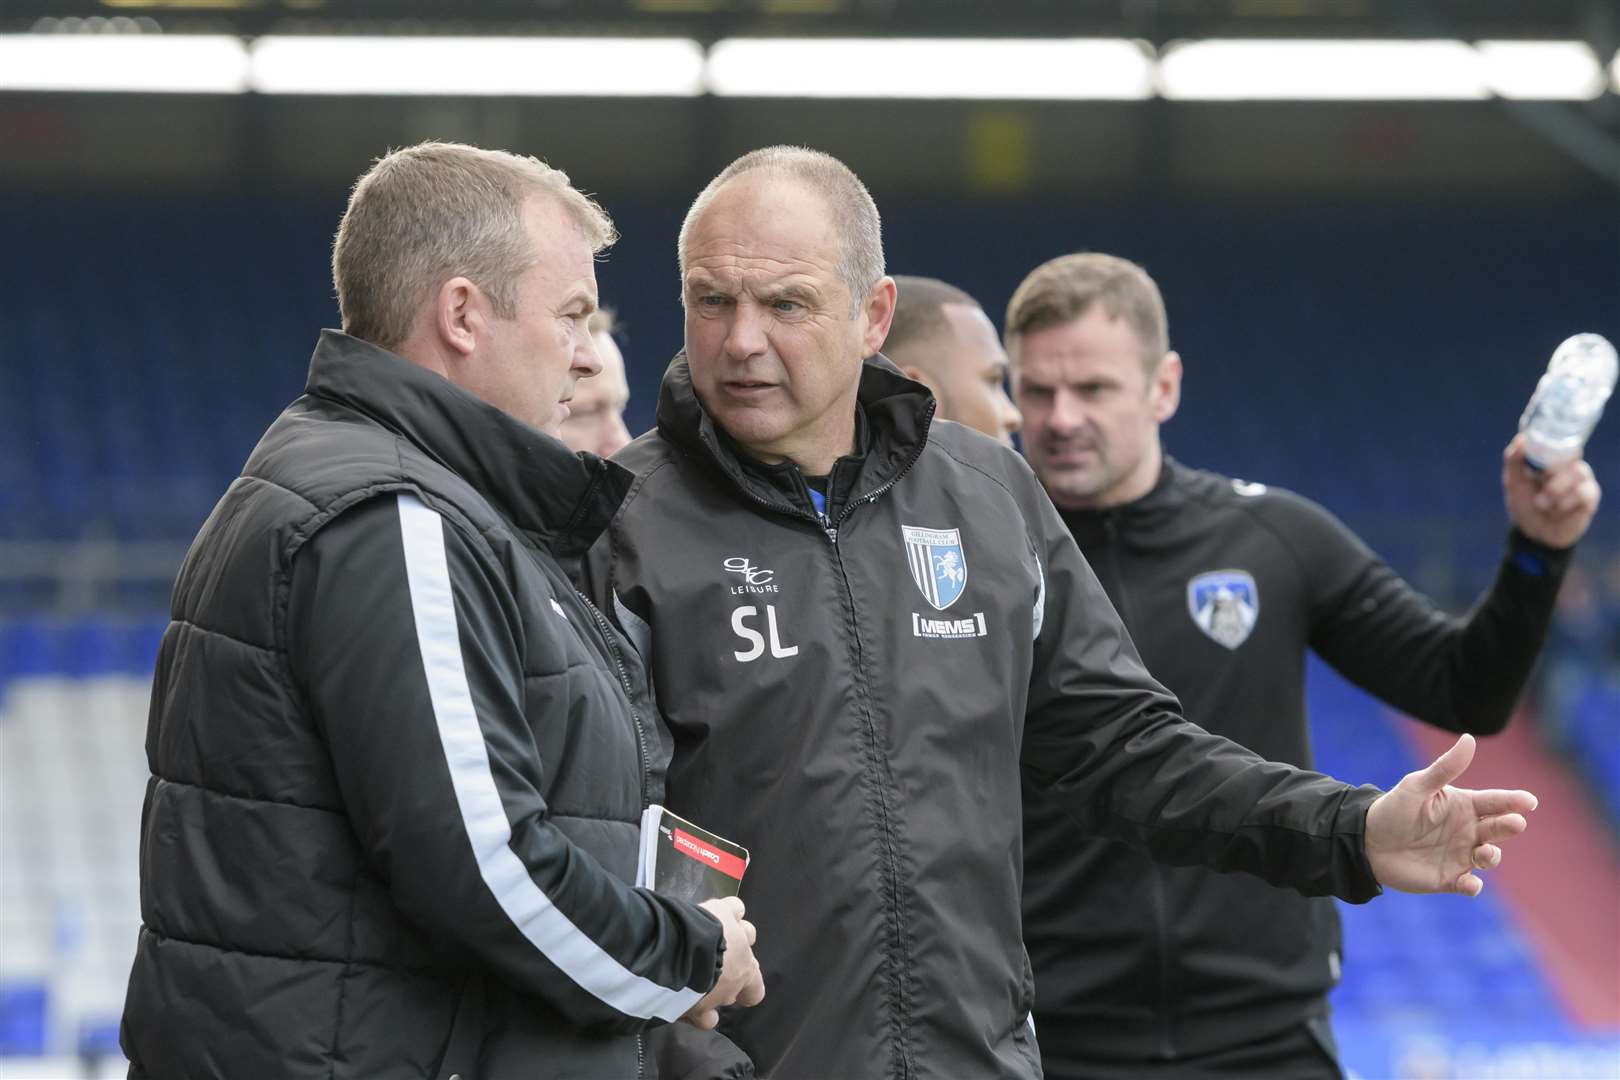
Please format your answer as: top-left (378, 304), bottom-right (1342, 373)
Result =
top-left (636, 804), bottom-right (750, 904)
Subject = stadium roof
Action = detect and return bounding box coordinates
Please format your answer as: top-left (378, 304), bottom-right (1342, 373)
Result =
top-left (3, 0), bottom-right (1613, 41)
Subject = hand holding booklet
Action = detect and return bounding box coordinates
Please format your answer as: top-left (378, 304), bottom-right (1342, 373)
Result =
top-left (637, 804), bottom-right (750, 904)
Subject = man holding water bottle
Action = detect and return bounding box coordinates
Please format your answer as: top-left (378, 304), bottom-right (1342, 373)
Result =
top-left (1001, 251), bottom-right (1604, 1079)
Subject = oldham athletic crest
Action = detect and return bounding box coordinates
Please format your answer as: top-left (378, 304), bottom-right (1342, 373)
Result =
top-left (1187, 570), bottom-right (1259, 650)
top-left (902, 525), bottom-right (967, 611)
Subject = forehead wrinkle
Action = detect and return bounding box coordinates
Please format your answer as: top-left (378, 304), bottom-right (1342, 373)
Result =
top-left (685, 245), bottom-right (839, 275)
top-left (685, 259), bottom-right (831, 299)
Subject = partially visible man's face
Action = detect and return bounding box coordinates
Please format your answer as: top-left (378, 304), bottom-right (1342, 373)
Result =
top-left (1012, 304), bottom-right (1179, 510)
top-left (466, 195), bottom-right (601, 436)
top-left (682, 174), bottom-right (881, 468)
top-left (558, 329), bottom-right (632, 457)
top-left (913, 303), bottom-right (1022, 448)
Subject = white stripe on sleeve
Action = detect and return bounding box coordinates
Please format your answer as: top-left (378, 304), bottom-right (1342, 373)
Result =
top-left (395, 492), bottom-right (702, 1023)
top-left (1032, 552), bottom-right (1045, 640)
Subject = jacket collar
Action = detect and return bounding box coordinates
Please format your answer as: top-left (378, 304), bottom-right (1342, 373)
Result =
top-left (1058, 455), bottom-right (1190, 538)
top-left (654, 350), bottom-right (935, 517)
top-left (303, 329), bottom-right (631, 557)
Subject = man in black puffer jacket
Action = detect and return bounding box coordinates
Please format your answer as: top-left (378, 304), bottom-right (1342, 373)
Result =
top-left (120, 142), bottom-right (763, 1080)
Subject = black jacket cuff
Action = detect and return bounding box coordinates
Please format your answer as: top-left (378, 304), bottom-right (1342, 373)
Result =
top-left (1505, 529), bottom-right (1574, 579)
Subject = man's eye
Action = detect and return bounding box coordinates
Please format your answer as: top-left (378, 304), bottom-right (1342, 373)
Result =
top-left (773, 299), bottom-right (800, 314)
top-left (699, 294), bottom-right (728, 307)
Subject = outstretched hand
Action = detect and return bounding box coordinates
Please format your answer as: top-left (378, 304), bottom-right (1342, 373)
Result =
top-left (1364, 734), bottom-right (1537, 897)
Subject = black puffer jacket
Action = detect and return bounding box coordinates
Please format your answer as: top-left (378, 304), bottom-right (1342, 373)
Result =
top-left (586, 355), bottom-right (1384, 1080)
top-left (122, 331), bottom-right (724, 1080)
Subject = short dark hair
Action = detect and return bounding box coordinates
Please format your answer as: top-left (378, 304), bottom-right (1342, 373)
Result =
top-left (884, 275), bottom-right (980, 359)
top-left (1004, 253), bottom-right (1168, 373)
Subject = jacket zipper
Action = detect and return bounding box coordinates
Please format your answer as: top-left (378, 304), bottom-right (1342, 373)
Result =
top-left (1100, 514), bottom-right (1175, 1060)
top-left (578, 595), bottom-right (653, 1078)
top-left (824, 526), bottom-right (914, 1079)
top-left (701, 475), bottom-right (912, 1076)
top-left (577, 589), bottom-right (651, 807)
top-left (697, 408), bottom-right (934, 1079)
top-left (821, 408), bottom-right (934, 1080)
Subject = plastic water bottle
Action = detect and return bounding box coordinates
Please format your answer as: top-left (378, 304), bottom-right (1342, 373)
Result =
top-left (1518, 333), bottom-right (1617, 470)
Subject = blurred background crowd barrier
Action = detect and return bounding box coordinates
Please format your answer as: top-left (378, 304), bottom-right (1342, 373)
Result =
top-left (1, 1), bottom-right (1617, 1076)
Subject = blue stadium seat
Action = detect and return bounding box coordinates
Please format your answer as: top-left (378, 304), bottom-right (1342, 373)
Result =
top-left (78, 1014), bottom-right (123, 1059)
top-left (0, 981), bottom-right (47, 1056)
top-left (1311, 659), bottom-right (1574, 1035)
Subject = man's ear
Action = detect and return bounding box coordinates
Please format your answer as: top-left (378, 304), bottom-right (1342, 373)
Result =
top-left (861, 276), bottom-right (898, 358)
top-left (435, 277), bottom-right (483, 358)
top-left (1151, 351), bottom-right (1183, 424)
top-left (898, 362), bottom-right (942, 401)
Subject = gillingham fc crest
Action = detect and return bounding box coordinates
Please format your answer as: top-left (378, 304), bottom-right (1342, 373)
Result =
top-left (902, 525), bottom-right (967, 611)
top-left (1187, 570), bottom-right (1259, 650)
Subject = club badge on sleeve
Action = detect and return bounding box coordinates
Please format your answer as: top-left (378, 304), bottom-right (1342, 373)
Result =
top-left (1187, 569), bottom-right (1259, 649)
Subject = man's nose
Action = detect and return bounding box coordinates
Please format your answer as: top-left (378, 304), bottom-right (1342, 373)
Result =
top-left (576, 332), bottom-right (604, 377)
top-left (1048, 389), bottom-right (1087, 433)
top-left (724, 302), bottom-right (770, 360)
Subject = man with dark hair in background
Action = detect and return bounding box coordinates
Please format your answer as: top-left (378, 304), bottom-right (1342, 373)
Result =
top-left (883, 274), bottom-right (1022, 447)
top-left (586, 145), bottom-right (1543, 1080)
top-left (1005, 251), bottom-right (1601, 1079)
top-left (120, 141), bottom-right (763, 1080)
top-left (559, 307), bottom-right (634, 457)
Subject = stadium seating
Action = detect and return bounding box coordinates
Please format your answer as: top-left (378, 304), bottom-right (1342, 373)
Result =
top-left (1565, 676), bottom-right (1620, 824)
top-left (0, 617), bottom-right (160, 1060)
top-left (1308, 657), bottom-right (1574, 1037)
top-left (2, 198), bottom-right (1616, 586)
top-left (1, 196), bottom-right (1614, 1068)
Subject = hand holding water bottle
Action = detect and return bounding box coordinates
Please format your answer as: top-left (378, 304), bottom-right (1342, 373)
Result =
top-left (1503, 333), bottom-right (1610, 549)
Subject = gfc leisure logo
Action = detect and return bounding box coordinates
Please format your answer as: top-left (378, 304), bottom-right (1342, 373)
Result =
top-left (723, 556), bottom-right (780, 594)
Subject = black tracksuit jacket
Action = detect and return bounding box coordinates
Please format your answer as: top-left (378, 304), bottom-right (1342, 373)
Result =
top-left (1023, 458), bottom-right (1568, 1076)
top-left (122, 332), bottom-right (724, 1079)
top-left (588, 356), bottom-right (1390, 1080)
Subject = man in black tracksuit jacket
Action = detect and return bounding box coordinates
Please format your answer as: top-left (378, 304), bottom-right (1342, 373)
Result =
top-left (585, 148), bottom-right (1543, 1080)
top-left (121, 143), bottom-right (762, 1079)
top-left (1004, 253), bottom-right (1602, 1078)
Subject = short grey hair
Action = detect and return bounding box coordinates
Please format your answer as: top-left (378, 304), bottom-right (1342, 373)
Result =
top-left (678, 145), bottom-right (884, 316)
top-left (333, 140), bottom-right (617, 352)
